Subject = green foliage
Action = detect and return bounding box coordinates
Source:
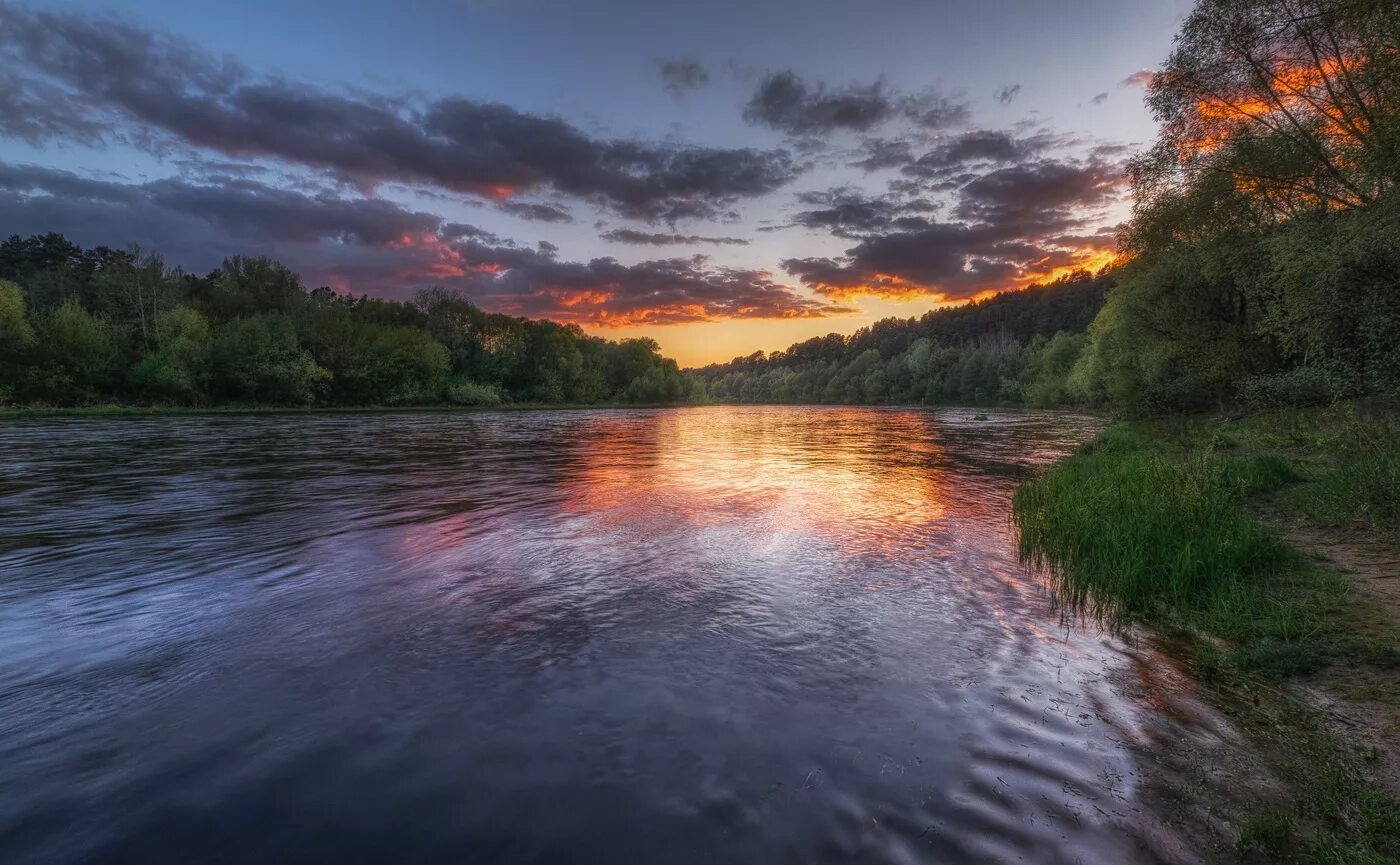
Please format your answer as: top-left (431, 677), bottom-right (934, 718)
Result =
top-left (1015, 405), bottom-right (1400, 863)
top-left (211, 313), bottom-right (329, 405)
top-left (1022, 331), bottom-right (1088, 408)
top-left (1013, 404), bottom-right (1400, 669)
top-left (1139, 0), bottom-right (1399, 216)
top-left (1073, 0), bottom-right (1400, 415)
top-left (1237, 808), bottom-right (1295, 860)
top-left (1080, 171), bottom-right (1400, 418)
top-left (338, 324), bottom-right (450, 405)
top-left (445, 378), bottom-right (503, 406)
top-left (89, 248), bottom-right (183, 352)
top-left (0, 235), bottom-right (701, 408)
top-left (209, 256), bottom-right (307, 320)
top-left (1262, 201), bottom-right (1400, 396)
top-left (0, 279), bottom-right (35, 403)
top-left (0, 278), bottom-right (36, 356)
top-left (1286, 416), bottom-right (1400, 536)
top-left (29, 300), bottom-right (119, 404)
top-left (699, 271), bottom-right (1110, 407)
top-left (1012, 429), bottom-right (1292, 624)
top-left (128, 306), bottom-right (212, 404)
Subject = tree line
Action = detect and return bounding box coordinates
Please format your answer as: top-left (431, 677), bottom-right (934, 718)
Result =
top-left (696, 272), bottom-right (1109, 407)
top-left (0, 234), bottom-right (700, 408)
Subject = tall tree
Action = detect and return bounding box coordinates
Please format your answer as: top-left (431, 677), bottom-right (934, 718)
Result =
top-left (1137, 0), bottom-right (1400, 220)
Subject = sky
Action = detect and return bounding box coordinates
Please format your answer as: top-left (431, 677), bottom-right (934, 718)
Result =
top-left (0, 0), bottom-right (1192, 367)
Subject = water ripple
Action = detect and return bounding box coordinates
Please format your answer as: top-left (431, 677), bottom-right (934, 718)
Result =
top-left (0, 407), bottom-right (1231, 864)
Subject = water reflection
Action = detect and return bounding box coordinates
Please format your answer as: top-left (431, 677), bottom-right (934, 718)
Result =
top-left (0, 407), bottom-right (1232, 864)
top-left (562, 409), bottom-right (949, 556)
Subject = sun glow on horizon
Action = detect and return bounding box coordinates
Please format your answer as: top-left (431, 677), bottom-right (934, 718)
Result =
top-left (583, 254), bottom-right (1122, 368)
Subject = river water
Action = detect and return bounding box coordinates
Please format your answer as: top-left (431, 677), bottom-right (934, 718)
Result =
top-left (0, 407), bottom-right (1234, 863)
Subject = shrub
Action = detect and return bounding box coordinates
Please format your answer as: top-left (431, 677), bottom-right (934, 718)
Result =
top-left (211, 313), bottom-right (329, 404)
top-left (446, 378), bottom-right (503, 407)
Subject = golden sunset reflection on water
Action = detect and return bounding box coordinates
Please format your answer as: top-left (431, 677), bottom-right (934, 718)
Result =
top-left (560, 407), bottom-right (950, 557)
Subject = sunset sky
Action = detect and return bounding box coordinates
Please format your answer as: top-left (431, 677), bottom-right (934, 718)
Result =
top-left (0, 0), bottom-right (1191, 367)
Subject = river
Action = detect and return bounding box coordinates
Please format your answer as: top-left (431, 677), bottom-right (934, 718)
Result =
top-left (0, 407), bottom-right (1239, 863)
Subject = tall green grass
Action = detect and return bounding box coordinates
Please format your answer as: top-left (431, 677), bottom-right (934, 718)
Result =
top-left (1011, 426), bottom-right (1328, 672)
top-left (1013, 415), bottom-right (1399, 862)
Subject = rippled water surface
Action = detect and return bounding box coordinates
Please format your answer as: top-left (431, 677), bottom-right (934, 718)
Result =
top-left (0, 407), bottom-right (1224, 863)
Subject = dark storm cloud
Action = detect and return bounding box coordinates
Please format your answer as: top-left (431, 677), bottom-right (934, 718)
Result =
top-left (783, 222), bottom-right (1023, 299)
top-left (0, 3), bottom-right (800, 221)
top-left (902, 130), bottom-right (1064, 179)
top-left (441, 222), bottom-right (502, 243)
top-left (778, 154), bottom-right (1126, 300)
top-left (994, 84), bottom-right (1023, 104)
top-left (901, 90), bottom-right (974, 131)
top-left (600, 229), bottom-right (749, 246)
top-left (0, 162), bottom-right (842, 325)
top-left (497, 201), bottom-right (574, 222)
top-left (786, 188), bottom-right (939, 238)
top-left (744, 71), bottom-right (891, 135)
top-left (444, 243), bottom-right (852, 325)
top-left (742, 70), bottom-right (969, 136)
top-left (0, 69), bottom-right (109, 146)
top-left (850, 137), bottom-right (916, 172)
top-left (0, 163), bottom-right (444, 247)
top-left (657, 59), bottom-right (710, 98)
top-left (953, 159), bottom-right (1124, 227)
top-left (780, 224), bottom-right (1066, 300)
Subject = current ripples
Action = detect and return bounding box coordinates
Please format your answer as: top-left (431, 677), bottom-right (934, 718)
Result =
top-left (0, 406), bottom-right (1229, 864)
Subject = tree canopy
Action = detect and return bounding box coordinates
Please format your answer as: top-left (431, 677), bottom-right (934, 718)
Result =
top-left (0, 234), bottom-right (700, 408)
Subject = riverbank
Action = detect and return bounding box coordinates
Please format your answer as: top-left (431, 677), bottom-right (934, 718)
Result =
top-left (1013, 403), bottom-right (1399, 862)
top-left (0, 401), bottom-right (702, 417)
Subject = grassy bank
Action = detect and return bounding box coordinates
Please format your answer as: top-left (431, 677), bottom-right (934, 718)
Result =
top-left (1013, 403), bottom-right (1399, 863)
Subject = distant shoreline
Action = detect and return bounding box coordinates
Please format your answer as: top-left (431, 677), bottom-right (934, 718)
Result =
top-left (0, 402), bottom-right (1105, 419)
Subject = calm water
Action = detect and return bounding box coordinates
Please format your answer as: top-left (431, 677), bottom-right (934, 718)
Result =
top-left (0, 407), bottom-right (1229, 864)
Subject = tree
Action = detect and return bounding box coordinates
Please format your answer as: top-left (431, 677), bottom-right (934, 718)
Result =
top-left (0, 279), bottom-right (36, 402)
top-left (0, 279), bottom-right (36, 357)
top-left (1073, 0), bottom-right (1400, 412)
top-left (207, 257), bottom-right (306, 321)
top-left (212, 313), bottom-right (329, 404)
top-left (31, 300), bottom-right (118, 404)
top-left (340, 324), bottom-right (450, 405)
top-left (1137, 0), bottom-right (1400, 219)
top-left (129, 306), bottom-right (213, 404)
top-left (0, 234), bottom-right (705, 408)
top-left (91, 248), bottom-right (181, 351)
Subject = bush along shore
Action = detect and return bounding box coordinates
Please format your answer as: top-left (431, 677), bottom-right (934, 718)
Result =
top-left (1013, 404), bottom-right (1400, 863)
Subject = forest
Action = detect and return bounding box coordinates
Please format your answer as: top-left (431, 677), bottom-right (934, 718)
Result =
top-left (696, 271), bottom-right (1109, 407)
top-left (0, 234), bottom-right (699, 408)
